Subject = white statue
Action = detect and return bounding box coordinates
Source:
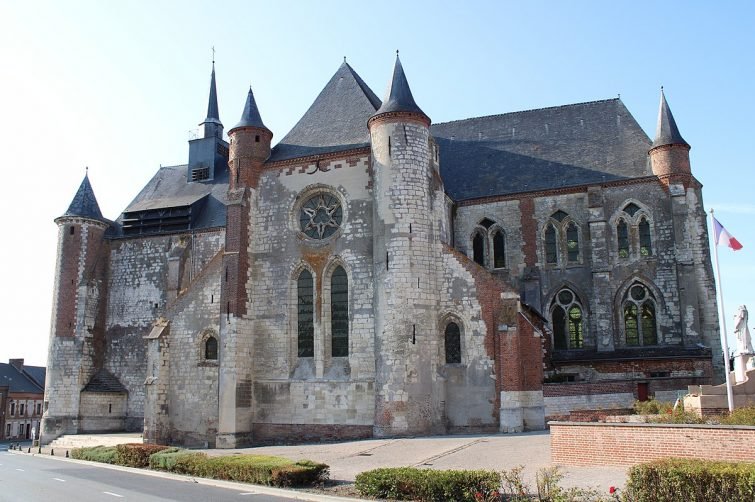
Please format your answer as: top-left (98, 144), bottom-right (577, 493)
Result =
top-left (734, 305), bottom-right (754, 355)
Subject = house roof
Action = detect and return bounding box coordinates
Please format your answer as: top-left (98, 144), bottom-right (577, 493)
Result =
top-left (431, 98), bottom-right (652, 201)
top-left (0, 363), bottom-right (45, 394)
top-left (109, 164), bottom-right (229, 237)
top-left (82, 368), bottom-right (127, 393)
top-left (269, 61), bottom-right (381, 162)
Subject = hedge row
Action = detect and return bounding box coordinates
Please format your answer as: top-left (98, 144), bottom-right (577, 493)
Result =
top-left (625, 458), bottom-right (755, 502)
top-left (70, 445), bottom-right (328, 488)
top-left (355, 467), bottom-right (500, 502)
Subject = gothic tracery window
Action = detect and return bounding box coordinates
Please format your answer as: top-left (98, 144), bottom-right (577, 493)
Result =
top-left (473, 232), bottom-right (486, 266)
top-left (551, 288), bottom-right (584, 350)
top-left (623, 283), bottom-right (658, 346)
top-left (299, 193), bottom-right (343, 239)
top-left (616, 203), bottom-right (653, 259)
top-left (445, 322), bottom-right (462, 364)
top-left (297, 269), bottom-right (314, 357)
top-left (544, 212), bottom-right (580, 265)
top-left (331, 266), bottom-right (349, 357)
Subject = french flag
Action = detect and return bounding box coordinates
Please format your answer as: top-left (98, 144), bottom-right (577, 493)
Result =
top-left (713, 216), bottom-right (743, 251)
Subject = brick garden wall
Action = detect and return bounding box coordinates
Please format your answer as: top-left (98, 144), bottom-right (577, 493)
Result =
top-left (550, 421), bottom-right (755, 466)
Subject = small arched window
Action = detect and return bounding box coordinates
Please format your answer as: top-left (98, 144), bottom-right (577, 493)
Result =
top-left (445, 322), bottom-right (461, 364)
top-left (551, 288), bottom-right (584, 349)
top-left (472, 232), bottom-right (485, 266)
top-left (204, 336), bottom-right (218, 360)
top-left (297, 269), bottom-right (314, 357)
top-left (545, 224), bottom-right (558, 264)
top-left (624, 283), bottom-right (658, 346)
top-left (331, 266), bottom-right (349, 357)
top-left (492, 230), bottom-right (506, 268)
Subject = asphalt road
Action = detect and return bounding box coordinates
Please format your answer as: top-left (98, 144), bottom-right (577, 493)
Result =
top-left (0, 450), bottom-right (303, 502)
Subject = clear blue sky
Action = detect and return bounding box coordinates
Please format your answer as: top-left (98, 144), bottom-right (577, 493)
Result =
top-left (1, 0), bottom-right (753, 366)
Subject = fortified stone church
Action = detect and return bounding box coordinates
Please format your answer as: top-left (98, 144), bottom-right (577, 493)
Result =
top-left (42, 55), bottom-right (721, 447)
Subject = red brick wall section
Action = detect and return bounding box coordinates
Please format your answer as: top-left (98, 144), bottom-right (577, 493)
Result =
top-left (550, 422), bottom-right (755, 466)
top-left (55, 223), bottom-right (82, 337)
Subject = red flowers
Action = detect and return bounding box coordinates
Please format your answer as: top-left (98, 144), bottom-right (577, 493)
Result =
top-left (609, 486), bottom-right (617, 494)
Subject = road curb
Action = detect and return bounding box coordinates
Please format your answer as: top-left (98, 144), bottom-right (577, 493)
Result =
top-left (7, 450), bottom-right (362, 502)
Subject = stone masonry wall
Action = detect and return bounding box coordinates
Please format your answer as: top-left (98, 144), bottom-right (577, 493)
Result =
top-left (243, 154), bottom-right (376, 438)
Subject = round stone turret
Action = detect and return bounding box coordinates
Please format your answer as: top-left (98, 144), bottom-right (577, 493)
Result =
top-left (649, 89), bottom-right (691, 187)
top-left (228, 87), bottom-right (272, 189)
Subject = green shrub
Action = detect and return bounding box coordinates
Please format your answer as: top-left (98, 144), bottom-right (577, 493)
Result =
top-left (70, 445), bottom-right (118, 464)
top-left (720, 405), bottom-right (755, 426)
top-left (115, 443), bottom-right (170, 467)
top-left (355, 467), bottom-right (499, 501)
top-left (149, 451), bottom-right (328, 487)
top-left (633, 399), bottom-right (673, 415)
top-left (625, 458), bottom-right (755, 502)
top-left (648, 409), bottom-right (706, 425)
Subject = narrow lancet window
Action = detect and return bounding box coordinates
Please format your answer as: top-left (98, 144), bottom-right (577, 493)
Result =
top-left (297, 270), bottom-right (314, 357)
top-left (545, 224), bottom-right (558, 264)
top-left (473, 232), bottom-right (485, 266)
top-left (639, 218), bottom-right (652, 256)
top-left (331, 266), bottom-right (349, 357)
top-left (205, 336), bottom-right (218, 360)
top-left (617, 219), bottom-right (629, 258)
top-left (445, 322), bottom-right (461, 364)
top-left (566, 222), bottom-right (579, 262)
top-left (493, 230), bottom-right (506, 268)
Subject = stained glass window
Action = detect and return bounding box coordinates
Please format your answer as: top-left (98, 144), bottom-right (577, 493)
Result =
top-left (299, 194), bottom-right (343, 239)
top-left (331, 266), bottom-right (349, 357)
top-left (445, 322), bottom-right (461, 364)
top-left (297, 270), bottom-right (314, 357)
top-left (493, 230), bottom-right (506, 268)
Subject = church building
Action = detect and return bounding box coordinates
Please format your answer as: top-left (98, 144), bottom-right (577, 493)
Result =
top-left (41, 55), bottom-right (721, 447)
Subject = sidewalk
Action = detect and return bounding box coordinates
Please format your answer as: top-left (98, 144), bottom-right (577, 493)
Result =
top-left (207, 431), bottom-right (628, 493)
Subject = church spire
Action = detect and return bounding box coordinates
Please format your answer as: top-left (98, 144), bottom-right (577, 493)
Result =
top-left (62, 171), bottom-right (104, 221)
top-left (369, 52), bottom-right (429, 126)
top-left (652, 88), bottom-right (688, 148)
top-left (230, 86), bottom-right (269, 132)
top-left (199, 61), bottom-right (223, 139)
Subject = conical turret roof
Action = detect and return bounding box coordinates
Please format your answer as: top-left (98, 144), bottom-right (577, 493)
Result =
top-left (371, 53), bottom-right (429, 123)
top-left (230, 86), bottom-right (269, 132)
top-left (652, 89), bottom-right (688, 148)
top-left (201, 63), bottom-right (222, 126)
top-left (62, 173), bottom-right (104, 221)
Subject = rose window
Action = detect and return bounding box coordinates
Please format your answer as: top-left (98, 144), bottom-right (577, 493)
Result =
top-left (299, 193), bottom-right (343, 239)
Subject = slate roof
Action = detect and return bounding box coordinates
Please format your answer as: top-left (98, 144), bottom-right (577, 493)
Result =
top-left (0, 363), bottom-right (45, 394)
top-left (269, 62), bottom-right (381, 162)
top-left (201, 63), bottom-right (221, 126)
top-left (652, 89), bottom-right (688, 148)
top-left (62, 174), bottom-right (105, 221)
top-left (231, 87), bottom-right (269, 132)
top-left (371, 54), bottom-right (428, 122)
top-left (109, 164), bottom-right (229, 237)
top-left (431, 99), bottom-right (652, 201)
top-left (82, 368), bottom-right (127, 393)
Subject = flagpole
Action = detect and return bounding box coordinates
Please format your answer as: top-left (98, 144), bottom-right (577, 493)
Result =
top-left (710, 208), bottom-right (735, 412)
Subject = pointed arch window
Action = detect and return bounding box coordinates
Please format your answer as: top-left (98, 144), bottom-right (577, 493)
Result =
top-left (616, 203), bottom-right (653, 260)
top-left (544, 211), bottom-right (581, 266)
top-left (617, 219), bottom-right (629, 258)
top-left (639, 217), bottom-right (652, 256)
top-left (445, 322), bottom-right (462, 364)
top-left (623, 283), bottom-right (658, 346)
top-left (204, 336), bottom-right (218, 360)
top-left (545, 224), bottom-right (558, 264)
top-left (492, 230), bottom-right (506, 268)
top-left (566, 222), bottom-right (580, 262)
top-left (297, 269), bottom-right (314, 357)
top-left (472, 232), bottom-right (485, 266)
top-left (550, 288), bottom-right (584, 349)
top-left (331, 266), bottom-right (349, 357)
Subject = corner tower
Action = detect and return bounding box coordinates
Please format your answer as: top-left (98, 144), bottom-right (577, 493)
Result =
top-left (41, 173), bottom-right (109, 443)
top-left (369, 54), bottom-right (440, 436)
top-left (216, 86), bottom-right (271, 448)
top-left (649, 89), bottom-right (691, 188)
